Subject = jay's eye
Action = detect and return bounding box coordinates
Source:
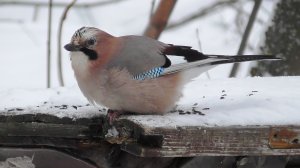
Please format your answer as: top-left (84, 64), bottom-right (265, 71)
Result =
top-left (87, 38), bottom-right (96, 46)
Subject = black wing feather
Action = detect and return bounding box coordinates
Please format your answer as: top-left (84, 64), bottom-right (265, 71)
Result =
top-left (163, 45), bottom-right (208, 62)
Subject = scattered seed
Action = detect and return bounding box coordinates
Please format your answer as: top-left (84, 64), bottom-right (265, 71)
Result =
top-left (220, 97), bottom-right (225, 99)
top-left (248, 94), bottom-right (254, 96)
top-left (202, 96), bottom-right (205, 98)
top-left (186, 111), bottom-right (191, 114)
top-left (60, 105), bottom-right (68, 109)
top-left (7, 109), bottom-right (14, 112)
top-left (178, 110), bottom-right (184, 113)
top-left (170, 110), bottom-right (177, 113)
top-left (192, 108), bottom-right (205, 115)
top-left (197, 112), bottom-right (205, 115)
top-left (72, 106), bottom-right (78, 110)
top-left (202, 108), bottom-right (210, 110)
top-left (222, 90), bottom-right (226, 93)
top-left (43, 101), bottom-right (48, 104)
top-left (221, 94), bottom-right (227, 97)
top-left (194, 111), bottom-right (205, 115)
top-left (252, 91), bottom-right (258, 93)
top-left (193, 103), bottom-right (198, 106)
top-left (16, 108), bottom-right (24, 111)
top-left (86, 104), bottom-right (90, 106)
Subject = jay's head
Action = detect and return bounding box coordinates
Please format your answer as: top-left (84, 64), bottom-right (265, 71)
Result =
top-left (64, 27), bottom-right (100, 60)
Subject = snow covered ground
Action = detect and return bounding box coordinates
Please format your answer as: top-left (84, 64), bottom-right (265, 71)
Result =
top-left (1, 0), bottom-right (297, 127)
top-left (1, 77), bottom-right (299, 126)
top-left (126, 76), bottom-right (300, 127)
top-left (0, 0), bottom-right (278, 89)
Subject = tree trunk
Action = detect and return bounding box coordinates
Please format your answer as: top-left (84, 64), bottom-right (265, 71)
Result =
top-left (251, 0), bottom-right (300, 76)
top-left (143, 0), bottom-right (177, 39)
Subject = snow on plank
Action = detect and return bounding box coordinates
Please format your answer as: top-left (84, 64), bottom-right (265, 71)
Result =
top-left (0, 76), bottom-right (299, 126)
top-left (1, 77), bottom-right (300, 157)
top-left (121, 76), bottom-right (300, 127)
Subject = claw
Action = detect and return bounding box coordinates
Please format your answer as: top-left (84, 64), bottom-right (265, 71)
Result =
top-left (107, 109), bottom-right (123, 125)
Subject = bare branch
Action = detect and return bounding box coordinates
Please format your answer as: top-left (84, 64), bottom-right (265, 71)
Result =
top-left (144, 0), bottom-right (177, 39)
top-left (0, 0), bottom-right (124, 8)
top-left (57, 0), bottom-right (77, 87)
top-left (149, 0), bottom-right (156, 20)
top-left (196, 28), bottom-right (211, 79)
top-left (229, 0), bottom-right (262, 77)
top-left (46, 0), bottom-right (53, 88)
top-left (32, 4), bottom-right (40, 22)
top-left (166, 0), bottom-right (238, 30)
top-left (195, 28), bottom-right (202, 52)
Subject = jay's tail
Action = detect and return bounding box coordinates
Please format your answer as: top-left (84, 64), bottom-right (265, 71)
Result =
top-left (162, 54), bottom-right (280, 76)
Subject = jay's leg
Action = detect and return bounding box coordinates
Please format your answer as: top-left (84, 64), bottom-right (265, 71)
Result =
top-left (107, 109), bottom-right (136, 124)
top-left (107, 109), bottom-right (125, 125)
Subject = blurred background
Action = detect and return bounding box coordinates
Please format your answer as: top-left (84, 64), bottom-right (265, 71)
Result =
top-left (0, 0), bottom-right (299, 90)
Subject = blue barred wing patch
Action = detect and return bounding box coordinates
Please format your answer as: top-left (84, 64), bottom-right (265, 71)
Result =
top-left (133, 67), bottom-right (164, 80)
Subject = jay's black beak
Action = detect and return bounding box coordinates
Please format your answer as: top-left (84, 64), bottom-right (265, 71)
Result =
top-left (64, 43), bottom-right (81, 51)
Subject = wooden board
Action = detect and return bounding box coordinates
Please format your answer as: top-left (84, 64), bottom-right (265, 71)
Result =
top-left (0, 113), bottom-right (103, 149)
top-left (113, 118), bottom-right (300, 157)
top-left (1, 112), bottom-right (300, 158)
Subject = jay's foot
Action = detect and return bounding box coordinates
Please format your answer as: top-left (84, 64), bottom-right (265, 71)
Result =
top-left (107, 109), bottom-right (124, 125)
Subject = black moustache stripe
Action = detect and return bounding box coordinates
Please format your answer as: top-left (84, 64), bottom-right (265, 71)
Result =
top-left (80, 48), bottom-right (98, 60)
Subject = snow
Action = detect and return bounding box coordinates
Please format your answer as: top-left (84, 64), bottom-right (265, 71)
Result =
top-left (0, 77), bottom-right (300, 127)
top-left (0, 86), bottom-right (100, 119)
top-left (0, 1), bottom-right (297, 127)
top-left (0, 0), bottom-right (278, 89)
top-left (123, 76), bottom-right (300, 127)
top-left (0, 156), bottom-right (35, 168)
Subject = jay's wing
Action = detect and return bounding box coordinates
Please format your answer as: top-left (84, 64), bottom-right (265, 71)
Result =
top-left (108, 36), bottom-right (279, 80)
top-left (108, 36), bottom-right (207, 78)
top-left (107, 35), bottom-right (171, 77)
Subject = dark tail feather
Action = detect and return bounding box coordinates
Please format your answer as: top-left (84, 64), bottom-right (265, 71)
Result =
top-left (163, 45), bottom-right (280, 64)
top-left (162, 54), bottom-right (280, 76)
top-left (208, 55), bottom-right (281, 65)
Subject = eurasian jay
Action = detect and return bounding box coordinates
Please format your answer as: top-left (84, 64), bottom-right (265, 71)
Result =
top-left (64, 27), bottom-right (279, 118)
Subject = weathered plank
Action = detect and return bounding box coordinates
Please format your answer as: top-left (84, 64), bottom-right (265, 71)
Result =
top-left (0, 113), bottom-right (104, 149)
top-left (113, 118), bottom-right (300, 157)
top-left (1, 112), bottom-right (300, 158)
